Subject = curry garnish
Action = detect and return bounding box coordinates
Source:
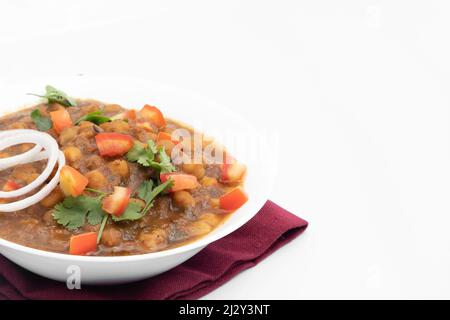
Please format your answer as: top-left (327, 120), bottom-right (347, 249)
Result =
top-left (138, 179), bottom-right (173, 215)
top-left (30, 109), bottom-right (52, 131)
top-left (53, 179), bottom-right (173, 229)
top-left (28, 85), bottom-right (77, 107)
top-left (52, 195), bottom-right (106, 231)
top-left (126, 140), bottom-right (176, 173)
top-left (75, 110), bottom-right (111, 125)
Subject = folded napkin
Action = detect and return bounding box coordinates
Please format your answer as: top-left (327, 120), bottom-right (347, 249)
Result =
top-left (0, 200), bottom-right (308, 300)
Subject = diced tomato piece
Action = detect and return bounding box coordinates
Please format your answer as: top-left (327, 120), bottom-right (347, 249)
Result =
top-left (140, 105), bottom-right (166, 128)
top-left (160, 173), bottom-right (199, 192)
top-left (2, 179), bottom-right (21, 191)
top-left (112, 109), bottom-right (136, 121)
top-left (59, 165), bottom-right (88, 197)
top-left (221, 161), bottom-right (246, 183)
top-left (136, 119), bottom-right (155, 132)
top-left (102, 186), bottom-right (131, 217)
top-left (69, 232), bottom-right (97, 255)
top-left (219, 187), bottom-right (248, 211)
top-left (157, 131), bottom-right (180, 144)
top-left (95, 133), bottom-right (133, 157)
top-left (124, 109), bottom-right (136, 120)
top-left (50, 109), bottom-right (73, 134)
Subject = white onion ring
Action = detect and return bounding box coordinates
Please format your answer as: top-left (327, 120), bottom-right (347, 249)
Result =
top-left (0, 130), bottom-right (66, 212)
top-left (0, 129), bottom-right (44, 171)
top-left (0, 133), bottom-right (58, 198)
top-left (0, 151), bottom-right (65, 212)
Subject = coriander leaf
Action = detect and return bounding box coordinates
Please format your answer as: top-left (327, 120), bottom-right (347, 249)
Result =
top-left (53, 198), bottom-right (87, 230)
top-left (156, 146), bottom-right (176, 173)
top-left (137, 153), bottom-right (154, 167)
top-left (97, 215), bottom-right (109, 244)
top-left (141, 179), bottom-right (173, 215)
top-left (52, 195), bottom-right (106, 230)
top-left (146, 179), bottom-right (173, 203)
top-left (137, 180), bottom-right (154, 203)
top-left (86, 201), bottom-right (106, 225)
top-left (28, 85), bottom-right (77, 107)
top-left (126, 141), bottom-right (175, 173)
top-left (75, 110), bottom-right (111, 125)
top-left (111, 201), bottom-right (145, 222)
top-left (78, 195), bottom-right (106, 225)
top-left (45, 85), bottom-right (77, 107)
top-left (30, 109), bottom-right (52, 131)
top-left (126, 142), bottom-right (146, 162)
top-left (147, 139), bottom-right (158, 154)
top-left (126, 142), bottom-right (155, 166)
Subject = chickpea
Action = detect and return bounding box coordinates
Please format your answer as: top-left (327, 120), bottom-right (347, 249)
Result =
top-left (59, 126), bottom-right (79, 145)
top-left (101, 227), bottom-right (122, 247)
top-left (40, 187), bottom-right (64, 208)
top-left (199, 213), bottom-right (222, 227)
top-left (103, 104), bottom-right (123, 114)
top-left (139, 229), bottom-right (168, 251)
top-left (182, 163), bottom-right (196, 173)
top-left (100, 120), bottom-right (129, 133)
top-left (185, 221), bottom-right (212, 237)
top-left (85, 170), bottom-right (108, 189)
top-left (85, 155), bottom-right (104, 170)
top-left (192, 166), bottom-right (205, 180)
top-left (182, 163), bottom-right (205, 179)
top-left (78, 123), bottom-right (95, 139)
top-left (210, 198), bottom-right (220, 208)
top-left (82, 104), bottom-right (100, 114)
top-left (63, 146), bottom-right (82, 164)
top-left (135, 130), bottom-right (157, 144)
top-left (78, 120), bottom-right (94, 129)
top-left (201, 176), bottom-right (217, 187)
top-left (107, 159), bottom-right (129, 179)
top-left (173, 191), bottom-right (196, 209)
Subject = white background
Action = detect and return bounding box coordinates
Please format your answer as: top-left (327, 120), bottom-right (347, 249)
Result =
top-left (1, 0), bottom-right (450, 299)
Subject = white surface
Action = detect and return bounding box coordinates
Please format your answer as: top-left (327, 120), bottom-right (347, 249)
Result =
top-left (0, 0), bottom-right (449, 299)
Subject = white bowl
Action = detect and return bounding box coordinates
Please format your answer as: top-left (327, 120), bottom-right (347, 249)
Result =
top-left (0, 76), bottom-right (274, 285)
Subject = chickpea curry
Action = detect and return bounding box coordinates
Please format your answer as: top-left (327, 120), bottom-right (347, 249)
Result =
top-left (0, 86), bottom-right (247, 256)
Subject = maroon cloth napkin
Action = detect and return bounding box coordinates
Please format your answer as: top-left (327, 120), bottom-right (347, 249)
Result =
top-left (0, 200), bottom-right (308, 300)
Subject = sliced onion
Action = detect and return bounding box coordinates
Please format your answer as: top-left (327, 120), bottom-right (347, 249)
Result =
top-left (0, 130), bottom-right (66, 212)
top-left (0, 151), bottom-right (65, 212)
top-left (0, 129), bottom-right (44, 171)
top-left (0, 133), bottom-right (58, 198)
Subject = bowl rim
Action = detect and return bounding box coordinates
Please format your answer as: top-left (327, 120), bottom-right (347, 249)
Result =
top-left (0, 76), bottom-right (271, 263)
